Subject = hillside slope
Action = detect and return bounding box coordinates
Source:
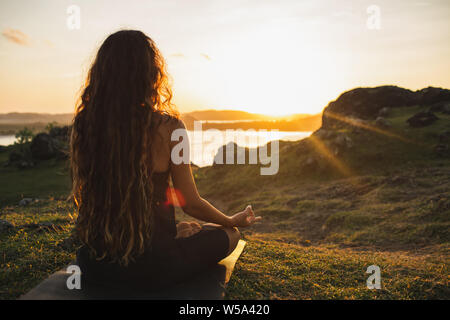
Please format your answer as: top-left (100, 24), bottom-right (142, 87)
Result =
top-left (0, 86), bottom-right (449, 299)
top-left (192, 86), bottom-right (450, 298)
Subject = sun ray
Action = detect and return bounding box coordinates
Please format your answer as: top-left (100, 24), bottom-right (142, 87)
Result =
top-left (308, 134), bottom-right (353, 177)
top-left (323, 111), bottom-right (422, 146)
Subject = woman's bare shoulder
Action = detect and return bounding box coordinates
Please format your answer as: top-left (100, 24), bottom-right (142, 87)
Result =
top-left (152, 112), bottom-right (185, 145)
top-left (154, 112), bottom-right (185, 133)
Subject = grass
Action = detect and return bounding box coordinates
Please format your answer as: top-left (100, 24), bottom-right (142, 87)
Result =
top-left (0, 105), bottom-right (449, 299)
top-left (226, 233), bottom-right (449, 299)
top-left (0, 200), bottom-right (76, 300)
top-left (0, 144), bottom-right (71, 207)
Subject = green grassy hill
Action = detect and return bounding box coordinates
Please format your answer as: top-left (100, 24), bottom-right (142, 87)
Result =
top-left (193, 91), bottom-right (450, 299)
top-left (0, 86), bottom-right (449, 299)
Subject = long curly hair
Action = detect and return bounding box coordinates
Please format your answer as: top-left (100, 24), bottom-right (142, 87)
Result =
top-left (70, 30), bottom-right (178, 266)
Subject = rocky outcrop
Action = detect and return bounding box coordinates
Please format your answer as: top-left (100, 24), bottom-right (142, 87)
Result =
top-left (30, 132), bottom-right (67, 160)
top-left (429, 101), bottom-right (450, 115)
top-left (438, 131), bottom-right (450, 143)
top-left (49, 125), bottom-right (71, 143)
top-left (0, 220), bottom-right (14, 232)
top-left (19, 198), bottom-right (34, 206)
top-left (435, 130), bottom-right (450, 158)
top-left (213, 142), bottom-right (247, 165)
top-left (407, 111), bottom-right (439, 128)
top-left (8, 146), bottom-right (34, 168)
top-left (375, 117), bottom-right (391, 128)
top-left (30, 133), bottom-right (59, 160)
top-left (321, 86), bottom-right (450, 129)
top-left (8, 126), bottom-right (69, 168)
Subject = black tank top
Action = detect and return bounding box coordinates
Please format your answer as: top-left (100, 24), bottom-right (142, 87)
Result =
top-left (76, 170), bottom-right (178, 281)
top-left (149, 170), bottom-right (177, 249)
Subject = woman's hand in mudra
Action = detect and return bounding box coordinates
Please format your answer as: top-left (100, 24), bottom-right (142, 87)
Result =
top-left (230, 205), bottom-right (261, 227)
top-left (175, 221), bottom-right (202, 239)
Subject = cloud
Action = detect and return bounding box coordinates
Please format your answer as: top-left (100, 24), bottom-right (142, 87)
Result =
top-left (2, 28), bottom-right (30, 46)
top-left (200, 53), bottom-right (211, 61)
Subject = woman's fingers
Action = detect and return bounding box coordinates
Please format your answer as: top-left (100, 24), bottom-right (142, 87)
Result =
top-left (246, 205), bottom-right (260, 224)
top-left (176, 221), bottom-right (203, 238)
top-left (177, 221), bottom-right (191, 231)
top-left (190, 221), bottom-right (201, 231)
top-left (244, 205), bottom-right (254, 223)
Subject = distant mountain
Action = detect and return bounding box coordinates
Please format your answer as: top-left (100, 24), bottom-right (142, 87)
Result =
top-left (0, 109), bottom-right (321, 133)
top-left (0, 112), bottom-right (198, 128)
top-left (197, 113), bottom-right (321, 132)
top-left (185, 110), bottom-right (271, 121)
top-left (0, 113), bottom-right (73, 124)
top-left (182, 109), bottom-right (321, 131)
top-left (185, 109), bottom-right (314, 121)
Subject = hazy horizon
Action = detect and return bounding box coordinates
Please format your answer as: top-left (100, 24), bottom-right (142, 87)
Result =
top-left (0, 108), bottom-right (321, 116)
top-left (1, 0), bottom-right (449, 116)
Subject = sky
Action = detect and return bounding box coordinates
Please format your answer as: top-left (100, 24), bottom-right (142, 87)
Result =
top-left (0, 0), bottom-right (449, 116)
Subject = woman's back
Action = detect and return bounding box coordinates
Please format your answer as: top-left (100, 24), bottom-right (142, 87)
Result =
top-left (71, 29), bottom-right (259, 294)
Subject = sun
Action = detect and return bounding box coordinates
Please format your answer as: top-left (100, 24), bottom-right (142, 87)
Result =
top-left (191, 23), bottom-right (333, 116)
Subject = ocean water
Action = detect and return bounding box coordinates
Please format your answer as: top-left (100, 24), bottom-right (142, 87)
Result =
top-left (0, 131), bottom-right (311, 167)
top-left (187, 130), bottom-right (311, 167)
top-left (0, 135), bottom-right (16, 146)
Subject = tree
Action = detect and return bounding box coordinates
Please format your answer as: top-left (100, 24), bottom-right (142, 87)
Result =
top-left (15, 127), bottom-right (34, 145)
top-left (45, 121), bottom-right (58, 132)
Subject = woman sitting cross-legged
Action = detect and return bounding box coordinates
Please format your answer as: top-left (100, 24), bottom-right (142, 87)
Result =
top-left (70, 30), bottom-right (261, 293)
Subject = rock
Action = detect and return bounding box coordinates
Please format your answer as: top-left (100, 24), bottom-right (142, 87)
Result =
top-left (49, 125), bottom-right (72, 143)
top-left (7, 146), bottom-right (35, 169)
top-left (0, 220), bottom-right (14, 232)
top-left (9, 149), bottom-right (24, 162)
top-left (314, 128), bottom-right (328, 140)
top-left (375, 116), bottom-right (392, 128)
top-left (213, 142), bottom-right (247, 165)
top-left (429, 101), bottom-right (450, 115)
top-left (303, 155), bottom-right (319, 170)
top-left (435, 144), bottom-right (450, 157)
top-left (334, 134), bottom-right (353, 149)
top-left (417, 87), bottom-right (450, 105)
top-left (314, 128), bottom-right (337, 140)
top-left (322, 86), bottom-right (418, 128)
top-left (387, 175), bottom-right (413, 186)
top-left (321, 85), bottom-right (450, 129)
top-left (406, 111), bottom-right (439, 128)
top-left (438, 131), bottom-right (450, 143)
top-left (333, 146), bottom-right (340, 156)
top-left (378, 107), bottom-right (390, 117)
top-left (30, 133), bottom-right (58, 160)
top-left (305, 156), bottom-right (316, 165)
top-left (19, 198), bottom-right (33, 206)
top-left (18, 160), bottom-right (35, 169)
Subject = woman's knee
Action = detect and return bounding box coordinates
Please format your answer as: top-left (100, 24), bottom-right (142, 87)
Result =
top-left (201, 223), bottom-right (240, 255)
top-left (223, 227), bottom-right (240, 254)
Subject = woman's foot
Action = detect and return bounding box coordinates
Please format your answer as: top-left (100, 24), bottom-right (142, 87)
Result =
top-left (202, 223), bottom-right (241, 256)
top-left (175, 221), bottom-right (202, 239)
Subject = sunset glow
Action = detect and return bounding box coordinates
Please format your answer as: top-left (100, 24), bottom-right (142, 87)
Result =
top-left (1, 0), bottom-right (449, 116)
